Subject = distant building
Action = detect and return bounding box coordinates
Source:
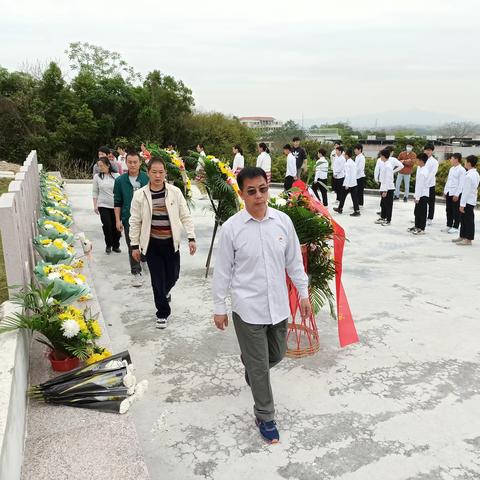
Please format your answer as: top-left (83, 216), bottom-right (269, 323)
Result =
top-left (306, 128), bottom-right (341, 142)
top-left (239, 116), bottom-right (283, 129)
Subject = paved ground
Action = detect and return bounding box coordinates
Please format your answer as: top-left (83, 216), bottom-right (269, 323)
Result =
top-left (67, 183), bottom-right (480, 480)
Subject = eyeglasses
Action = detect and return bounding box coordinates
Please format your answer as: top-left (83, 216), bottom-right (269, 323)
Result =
top-left (245, 186), bottom-right (269, 196)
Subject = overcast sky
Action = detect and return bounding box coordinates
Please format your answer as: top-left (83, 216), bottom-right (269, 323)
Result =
top-left (1, 0), bottom-right (479, 123)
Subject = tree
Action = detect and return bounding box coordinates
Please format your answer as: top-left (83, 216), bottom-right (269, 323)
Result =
top-left (438, 121), bottom-right (480, 138)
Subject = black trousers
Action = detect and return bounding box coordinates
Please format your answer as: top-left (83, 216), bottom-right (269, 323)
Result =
top-left (311, 180), bottom-right (328, 206)
top-left (284, 175), bottom-right (294, 191)
top-left (357, 177), bottom-right (365, 206)
top-left (414, 196), bottom-right (428, 230)
top-left (98, 207), bottom-right (121, 249)
top-left (333, 177), bottom-right (345, 201)
top-left (146, 238), bottom-right (180, 318)
top-left (445, 194), bottom-right (461, 228)
top-left (338, 185), bottom-right (359, 212)
top-left (380, 189), bottom-right (394, 222)
top-left (123, 223), bottom-right (142, 274)
top-left (460, 204), bottom-right (475, 240)
top-left (428, 186), bottom-right (436, 220)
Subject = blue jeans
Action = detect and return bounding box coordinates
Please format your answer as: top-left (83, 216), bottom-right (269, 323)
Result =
top-left (395, 174), bottom-right (411, 198)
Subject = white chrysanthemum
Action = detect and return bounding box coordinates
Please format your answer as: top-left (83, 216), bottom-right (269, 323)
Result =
top-left (47, 272), bottom-right (61, 280)
top-left (61, 319), bottom-right (80, 338)
top-left (275, 197), bottom-right (287, 206)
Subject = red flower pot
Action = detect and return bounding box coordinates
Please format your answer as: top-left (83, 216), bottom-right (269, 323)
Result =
top-left (48, 352), bottom-right (80, 372)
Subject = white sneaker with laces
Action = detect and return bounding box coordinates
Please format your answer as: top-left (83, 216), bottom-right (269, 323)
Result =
top-left (448, 227), bottom-right (459, 234)
top-left (427, 219), bottom-right (433, 226)
top-left (131, 273), bottom-right (143, 287)
top-left (156, 317), bottom-right (167, 329)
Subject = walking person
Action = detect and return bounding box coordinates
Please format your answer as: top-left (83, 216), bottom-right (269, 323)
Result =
top-left (232, 144), bottom-right (245, 176)
top-left (334, 149), bottom-right (360, 216)
top-left (311, 148), bottom-right (329, 206)
top-left (424, 143), bottom-right (438, 225)
top-left (394, 142), bottom-right (416, 202)
top-left (283, 144), bottom-right (297, 191)
top-left (292, 136), bottom-right (307, 180)
top-left (256, 143), bottom-right (272, 184)
top-left (113, 152), bottom-right (150, 287)
top-left (454, 155), bottom-right (480, 246)
top-left (212, 166), bottom-right (310, 444)
top-left (332, 145), bottom-right (346, 202)
top-left (407, 153), bottom-right (429, 235)
top-left (442, 153), bottom-right (465, 235)
top-left (116, 145), bottom-right (128, 172)
top-left (129, 157), bottom-right (196, 328)
top-left (330, 141), bottom-right (341, 167)
top-left (93, 158), bottom-right (121, 254)
top-left (375, 149), bottom-right (402, 226)
top-left (354, 144), bottom-right (366, 207)
top-left (93, 146), bottom-right (119, 177)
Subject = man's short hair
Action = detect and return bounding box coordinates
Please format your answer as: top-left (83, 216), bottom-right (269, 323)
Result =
top-left (424, 142), bottom-right (435, 151)
top-left (354, 144), bottom-right (363, 152)
top-left (292, 136), bottom-right (300, 142)
top-left (466, 155), bottom-right (478, 167)
top-left (147, 157), bottom-right (167, 171)
top-left (126, 151), bottom-right (141, 161)
top-left (452, 152), bottom-right (462, 162)
top-left (318, 148), bottom-right (327, 156)
top-left (98, 146), bottom-right (110, 155)
top-left (417, 153), bottom-right (428, 164)
top-left (237, 167), bottom-right (268, 190)
top-left (283, 144), bottom-right (292, 151)
top-left (335, 145), bottom-right (344, 153)
top-left (380, 148), bottom-right (391, 158)
top-left (345, 148), bottom-right (353, 158)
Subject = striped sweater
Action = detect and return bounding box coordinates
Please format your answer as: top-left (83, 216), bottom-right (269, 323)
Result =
top-left (150, 188), bottom-right (172, 240)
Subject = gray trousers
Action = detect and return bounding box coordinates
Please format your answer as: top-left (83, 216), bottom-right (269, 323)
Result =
top-left (232, 312), bottom-right (288, 422)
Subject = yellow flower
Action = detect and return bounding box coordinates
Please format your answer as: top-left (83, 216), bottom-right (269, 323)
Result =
top-left (101, 349), bottom-right (112, 359)
top-left (77, 274), bottom-right (86, 282)
top-left (89, 320), bottom-right (102, 338)
top-left (72, 259), bottom-right (84, 269)
top-left (40, 239), bottom-right (52, 245)
top-left (63, 273), bottom-right (76, 284)
top-left (53, 239), bottom-right (66, 249)
top-left (78, 294), bottom-right (91, 302)
top-left (86, 353), bottom-right (104, 365)
top-left (75, 317), bottom-right (88, 334)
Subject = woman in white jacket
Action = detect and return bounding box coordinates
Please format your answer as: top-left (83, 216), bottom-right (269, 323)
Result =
top-left (129, 157), bottom-right (196, 329)
top-left (232, 144), bottom-right (245, 176)
top-left (256, 142), bottom-right (272, 184)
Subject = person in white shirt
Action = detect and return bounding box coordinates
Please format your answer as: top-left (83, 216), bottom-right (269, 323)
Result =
top-left (423, 143), bottom-right (439, 225)
top-left (311, 148), bottom-right (329, 205)
top-left (407, 153), bottom-right (429, 235)
top-left (256, 143), bottom-right (272, 184)
top-left (232, 144), bottom-right (245, 176)
top-left (354, 144), bottom-right (366, 207)
top-left (212, 166), bottom-right (310, 444)
top-left (332, 145), bottom-right (346, 202)
top-left (454, 155), bottom-right (480, 246)
top-left (334, 148), bottom-right (360, 216)
top-left (330, 141), bottom-right (341, 167)
top-left (116, 145), bottom-right (128, 172)
top-left (283, 143), bottom-right (297, 191)
top-left (375, 148), bottom-right (403, 225)
top-left (195, 143), bottom-right (207, 170)
top-left (442, 153), bottom-right (466, 234)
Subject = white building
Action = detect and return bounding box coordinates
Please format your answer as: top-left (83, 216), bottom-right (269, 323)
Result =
top-left (239, 116), bottom-right (283, 129)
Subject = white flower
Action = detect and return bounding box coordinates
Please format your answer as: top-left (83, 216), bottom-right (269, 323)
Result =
top-left (275, 197), bottom-right (287, 206)
top-left (47, 272), bottom-right (61, 280)
top-left (61, 319), bottom-right (80, 338)
top-left (44, 224), bottom-right (53, 230)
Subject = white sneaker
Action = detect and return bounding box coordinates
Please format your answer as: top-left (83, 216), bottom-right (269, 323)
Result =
top-left (156, 317), bottom-right (167, 329)
top-left (413, 229), bottom-right (425, 235)
top-left (448, 228), bottom-right (459, 234)
top-left (441, 228), bottom-right (450, 233)
top-left (131, 273), bottom-right (143, 287)
top-left (427, 219), bottom-right (433, 226)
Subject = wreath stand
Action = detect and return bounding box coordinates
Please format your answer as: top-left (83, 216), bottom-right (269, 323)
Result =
top-left (286, 245), bottom-right (320, 358)
top-left (204, 187), bottom-right (221, 278)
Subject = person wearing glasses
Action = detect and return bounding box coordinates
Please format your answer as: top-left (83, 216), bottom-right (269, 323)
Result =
top-left (212, 166), bottom-right (310, 444)
top-left (129, 157), bottom-right (196, 329)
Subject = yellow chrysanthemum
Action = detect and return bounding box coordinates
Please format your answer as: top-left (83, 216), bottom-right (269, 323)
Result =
top-left (62, 274), bottom-right (76, 284)
top-left (40, 239), bottom-right (52, 245)
top-left (77, 274), bottom-right (86, 282)
top-left (86, 353), bottom-right (104, 365)
top-left (71, 259), bottom-right (84, 269)
top-left (89, 320), bottom-right (102, 338)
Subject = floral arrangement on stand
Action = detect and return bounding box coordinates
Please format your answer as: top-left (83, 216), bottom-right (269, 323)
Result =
top-left (33, 236), bottom-right (76, 264)
top-left (42, 206), bottom-right (73, 226)
top-left (37, 218), bottom-right (75, 243)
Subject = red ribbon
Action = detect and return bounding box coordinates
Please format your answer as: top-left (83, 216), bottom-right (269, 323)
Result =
top-left (292, 181), bottom-right (359, 347)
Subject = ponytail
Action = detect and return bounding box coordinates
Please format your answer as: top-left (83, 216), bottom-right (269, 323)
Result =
top-left (234, 144), bottom-right (244, 155)
top-left (259, 142), bottom-right (270, 154)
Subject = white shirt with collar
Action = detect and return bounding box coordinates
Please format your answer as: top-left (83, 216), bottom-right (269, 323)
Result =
top-left (355, 153), bottom-right (366, 179)
top-left (414, 165), bottom-right (430, 200)
top-left (460, 168), bottom-right (480, 207)
top-left (232, 153), bottom-right (244, 171)
top-left (285, 153), bottom-right (297, 177)
top-left (379, 161), bottom-right (394, 191)
top-left (444, 164), bottom-right (466, 196)
top-left (314, 156), bottom-right (328, 181)
top-left (212, 207), bottom-right (309, 325)
top-left (256, 151), bottom-right (272, 172)
top-left (343, 158), bottom-right (357, 188)
top-left (425, 155), bottom-right (439, 188)
top-left (333, 154), bottom-right (346, 178)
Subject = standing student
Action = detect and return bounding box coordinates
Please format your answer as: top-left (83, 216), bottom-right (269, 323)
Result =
top-left (129, 157), bottom-right (196, 327)
top-left (113, 152), bottom-right (150, 287)
top-left (375, 149), bottom-right (402, 226)
top-left (93, 158), bottom-right (121, 253)
top-left (354, 144), bottom-right (366, 207)
top-left (423, 143), bottom-right (438, 225)
top-left (212, 167), bottom-right (310, 444)
top-left (256, 142), bottom-right (272, 184)
top-left (395, 142), bottom-right (416, 202)
top-left (291, 137), bottom-right (307, 179)
top-left (116, 145), bottom-right (128, 172)
top-left (334, 149), bottom-right (360, 216)
top-left (407, 153), bottom-right (429, 235)
top-left (283, 144), bottom-right (297, 191)
top-left (332, 146), bottom-right (346, 202)
top-left (442, 153), bottom-right (465, 234)
top-left (330, 141), bottom-right (341, 168)
top-left (232, 145), bottom-right (245, 176)
top-left (454, 155), bottom-right (480, 246)
top-left (311, 148), bottom-right (329, 206)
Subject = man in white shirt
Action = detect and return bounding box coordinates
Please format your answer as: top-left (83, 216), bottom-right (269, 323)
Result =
top-left (334, 148), bottom-right (360, 216)
top-left (423, 143), bottom-right (439, 225)
top-left (330, 141), bottom-right (341, 166)
top-left (454, 155), bottom-right (480, 246)
top-left (283, 143), bottom-right (297, 191)
top-left (311, 148), bottom-right (329, 206)
top-left (354, 144), bottom-right (366, 207)
top-left (442, 153), bottom-right (466, 234)
top-left (407, 153), bottom-right (429, 235)
top-left (332, 145), bottom-right (346, 202)
top-left (212, 166), bottom-right (310, 444)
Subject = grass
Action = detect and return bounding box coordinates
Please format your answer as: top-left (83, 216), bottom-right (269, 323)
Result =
top-left (0, 178), bottom-right (12, 303)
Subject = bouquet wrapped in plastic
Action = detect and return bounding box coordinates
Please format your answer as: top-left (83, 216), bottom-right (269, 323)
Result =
top-left (42, 207), bottom-right (73, 227)
top-left (42, 199), bottom-right (72, 215)
top-left (33, 236), bottom-right (76, 264)
top-left (37, 218), bottom-right (75, 244)
top-left (35, 261), bottom-right (90, 304)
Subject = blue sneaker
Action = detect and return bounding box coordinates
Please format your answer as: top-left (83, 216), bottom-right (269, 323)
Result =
top-left (255, 418), bottom-right (279, 444)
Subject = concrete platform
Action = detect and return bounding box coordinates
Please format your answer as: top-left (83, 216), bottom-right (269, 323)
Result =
top-left (66, 183), bottom-right (480, 480)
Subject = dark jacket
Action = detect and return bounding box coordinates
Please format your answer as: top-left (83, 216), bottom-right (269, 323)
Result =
top-left (113, 171), bottom-right (149, 225)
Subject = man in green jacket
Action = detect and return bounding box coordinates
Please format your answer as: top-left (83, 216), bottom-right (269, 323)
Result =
top-left (114, 152), bottom-right (149, 286)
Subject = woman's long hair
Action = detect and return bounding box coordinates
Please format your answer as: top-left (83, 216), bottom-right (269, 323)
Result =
top-left (98, 157), bottom-right (114, 179)
top-left (258, 142), bottom-right (270, 154)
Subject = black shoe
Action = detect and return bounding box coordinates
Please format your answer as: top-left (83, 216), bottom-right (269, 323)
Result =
top-left (403, 197), bottom-right (408, 203)
top-left (105, 247), bottom-right (112, 254)
top-left (240, 354), bottom-right (250, 387)
top-left (350, 211), bottom-right (361, 217)
top-left (166, 293), bottom-right (171, 303)
top-left (333, 207), bottom-right (342, 214)
top-left (112, 247), bottom-right (121, 253)
top-left (376, 211), bottom-right (381, 215)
